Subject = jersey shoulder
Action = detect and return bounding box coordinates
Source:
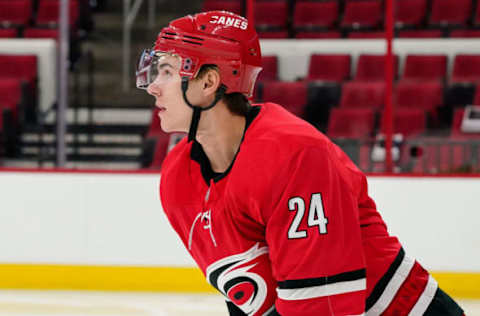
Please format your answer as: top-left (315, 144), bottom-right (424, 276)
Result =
top-left (246, 102), bottom-right (332, 156)
top-left (240, 103), bottom-right (365, 187)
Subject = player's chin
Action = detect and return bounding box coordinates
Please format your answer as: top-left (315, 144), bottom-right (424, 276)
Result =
top-left (160, 121), bottom-right (185, 134)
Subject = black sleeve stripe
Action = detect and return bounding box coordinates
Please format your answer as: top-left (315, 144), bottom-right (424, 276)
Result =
top-left (277, 268), bottom-right (366, 289)
top-left (366, 247), bottom-right (405, 310)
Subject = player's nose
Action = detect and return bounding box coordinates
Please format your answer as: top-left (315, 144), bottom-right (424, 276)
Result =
top-left (146, 82), bottom-right (160, 97)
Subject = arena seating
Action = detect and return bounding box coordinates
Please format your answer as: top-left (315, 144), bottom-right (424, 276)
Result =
top-left (450, 108), bottom-right (480, 139)
top-left (451, 55), bottom-right (480, 83)
top-left (201, 0), bottom-right (480, 39)
top-left (355, 54), bottom-right (399, 81)
top-left (394, 81), bottom-right (443, 113)
top-left (429, 0), bottom-right (472, 27)
top-left (261, 81), bottom-right (307, 118)
top-left (293, 0), bottom-right (339, 31)
top-left (0, 0), bottom-right (32, 27)
top-left (402, 55), bottom-right (447, 82)
top-left (397, 30), bottom-right (444, 38)
top-left (450, 30), bottom-right (480, 38)
top-left (202, 0), bottom-right (242, 15)
top-left (36, 0), bottom-right (79, 27)
top-left (0, 0), bottom-right (83, 37)
top-left (327, 108), bottom-right (375, 138)
top-left (341, 0), bottom-right (383, 30)
top-left (395, 0), bottom-right (428, 29)
top-left (149, 134), bottom-right (171, 169)
top-left (473, 87), bottom-right (480, 105)
top-left (257, 56), bottom-right (278, 82)
top-left (295, 31), bottom-right (341, 39)
top-left (0, 55), bottom-right (37, 96)
top-left (0, 29), bottom-right (18, 38)
top-left (307, 54), bottom-right (351, 82)
top-left (339, 81), bottom-right (385, 109)
top-left (0, 78), bottom-right (23, 131)
top-left (381, 108), bottom-right (427, 138)
top-left (254, 1), bottom-right (289, 36)
top-left (348, 31), bottom-right (385, 38)
top-left (24, 28), bottom-right (60, 40)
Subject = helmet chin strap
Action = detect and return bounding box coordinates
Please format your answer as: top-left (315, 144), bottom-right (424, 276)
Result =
top-left (181, 77), bottom-right (227, 142)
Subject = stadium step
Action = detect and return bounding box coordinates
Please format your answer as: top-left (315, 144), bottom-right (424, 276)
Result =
top-left (42, 106), bottom-right (153, 125)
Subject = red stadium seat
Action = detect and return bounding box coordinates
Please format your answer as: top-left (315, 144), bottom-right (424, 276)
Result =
top-left (261, 81), bottom-right (307, 118)
top-left (451, 55), bottom-right (480, 84)
top-left (0, 78), bottom-right (22, 130)
top-left (450, 30), bottom-right (480, 38)
top-left (0, 55), bottom-right (37, 92)
top-left (257, 55), bottom-right (278, 82)
top-left (381, 108), bottom-right (426, 138)
top-left (341, 0), bottom-right (383, 29)
top-left (307, 54), bottom-right (351, 82)
top-left (148, 133), bottom-right (171, 169)
top-left (146, 108), bottom-right (162, 138)
top-left (0, 28), bottom-right (18, 38)
top-left (24, 28), bottom-right (59, 40)
top-left (402, 55), bottom-right (447, 82)
top-left (397, 30), bottom-right (444, 38)
top-left (475, 0), bottom-right (480, 26)
top-left (394, 81), bottom-right (443, 112)
top-left (293, 1), bottom-right (339, 30)
top-left (327, 108), bottom-right (375, 138)
top-left (339, 81), bottom-right (385, 109)
top-left (255, 1), bottom-right (288, 31)
top-left (36, 0), bottom-right (79, 27)
top-left (348, 31), bottom-right (385, 38)
top-left (202, 0), bottom-right (242, 15)
top-left (295, 31), bottom-right (341, 39)
top-left (257, 31), bottom-right (289, 39)
top-left (474, 85), bottom-right (480, 105)
top-left (0, 0), bottom-right (32, 26)
top-left (395, 0), bottom-right (428, 28)
top-left (355, 54), bottom-right (399, 81)
top-left (450, 108), bottom-right (480, 139)
top-left (429, 0), bottom-right (471, 27)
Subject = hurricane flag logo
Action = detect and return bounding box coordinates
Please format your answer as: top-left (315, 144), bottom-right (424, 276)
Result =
top-left (206, 243), bottom-right (269, 315)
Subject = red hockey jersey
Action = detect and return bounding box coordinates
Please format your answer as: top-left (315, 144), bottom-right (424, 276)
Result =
top-left (159, 103), bottom-right (437, 316)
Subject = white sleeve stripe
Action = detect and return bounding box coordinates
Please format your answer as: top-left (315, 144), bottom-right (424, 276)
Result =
top-left (262, 305), bottom-right (277, 316)
top-left (366, 255), bottom-right (415, 316)
top-left (408, 275), bottom-right (438, 316)
top-left (276, 278), bottom-right (366, 300)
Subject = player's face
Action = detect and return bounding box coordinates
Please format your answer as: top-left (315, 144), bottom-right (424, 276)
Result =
top-left (144, 54), bottom-right (194, 133)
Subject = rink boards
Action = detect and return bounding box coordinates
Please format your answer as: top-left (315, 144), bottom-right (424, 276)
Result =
top-left (0, 170), bottom-right (478, 298)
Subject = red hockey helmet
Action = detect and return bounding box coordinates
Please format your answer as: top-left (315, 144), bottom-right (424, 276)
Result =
top-left (137, 11), bottom-right (262, 97)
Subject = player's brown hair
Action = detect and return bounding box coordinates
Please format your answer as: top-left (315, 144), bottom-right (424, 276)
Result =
top-left (196, 64), bottom-right (251, 116)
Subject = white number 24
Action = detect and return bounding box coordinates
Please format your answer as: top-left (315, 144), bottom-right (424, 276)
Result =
top-left (288, 193), bottom-right (328, 239)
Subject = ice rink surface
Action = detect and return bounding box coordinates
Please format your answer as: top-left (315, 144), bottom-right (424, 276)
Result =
top-left (0, 290), bottom-right (478, 316)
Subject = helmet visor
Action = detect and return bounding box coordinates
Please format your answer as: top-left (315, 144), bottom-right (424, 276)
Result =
top-left (136, 49), bottom-right (185, 89)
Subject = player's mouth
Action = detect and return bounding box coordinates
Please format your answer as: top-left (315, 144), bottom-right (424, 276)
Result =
top-left (156, 105), bottom-right (167, 113)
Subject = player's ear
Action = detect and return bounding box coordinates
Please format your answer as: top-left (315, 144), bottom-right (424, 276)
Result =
top-left (202, 68), bottom-right (221, 98)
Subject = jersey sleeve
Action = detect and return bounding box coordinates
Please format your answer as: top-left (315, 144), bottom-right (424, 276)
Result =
top-left (263, 144), bottom-right (366, 316)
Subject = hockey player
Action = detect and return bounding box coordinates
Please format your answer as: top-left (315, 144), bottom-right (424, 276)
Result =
top-left (136, 10), bottom-right (464, 316)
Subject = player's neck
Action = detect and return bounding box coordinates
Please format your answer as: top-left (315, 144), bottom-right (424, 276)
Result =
top-left (196, 103), bottom-right (246, 173)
